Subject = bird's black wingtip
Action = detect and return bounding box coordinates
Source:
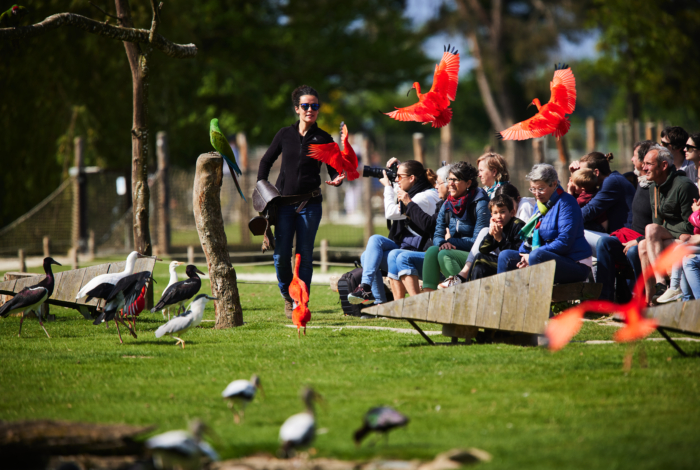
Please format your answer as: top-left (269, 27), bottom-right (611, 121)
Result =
top-left (444, 44), bottom-right (458, 55)
top-left (495, 132), bottom-right (504, 141)
top-left (554, 62), bottom-right (570, 71)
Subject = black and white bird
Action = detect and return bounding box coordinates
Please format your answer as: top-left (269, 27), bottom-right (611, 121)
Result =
top-left (145, 419), bottom-right (219, 470)
top-left (76, 251), bottom-right (157, 301)
top-left (222, 374), bottom-right (264, 423)
top-left (279, 387), bottom-right (322, 458)
top-left (151, 265), bottom-right (205, 317)
top-left (161, 260), bottom-right (184, 320)
top-left (0, 257), bottom-right (61, 338)
top-left (155, 294), bottom-right (216, 348)
top-left (353, 406), bottom-right (409, 446)
top-left (87, 271), bottom-right (154, 343)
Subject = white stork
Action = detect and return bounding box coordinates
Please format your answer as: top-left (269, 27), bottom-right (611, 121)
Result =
top-left (76, 251), bottom-right (158, 301)
top-left (155, 294), bottom-right (216, 348)
top-left (279, 387), bottom-right (322, 458)
top-left (145, 419), bottom-right (219, 470)
top-left (221, 374), bottom-right (264, 423)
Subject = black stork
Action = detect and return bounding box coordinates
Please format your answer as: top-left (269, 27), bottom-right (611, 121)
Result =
top-left (353, 406), bottom-right (409, 446)
top-left (87, 271), bottom-right (154, 344)
top-left (151, 265), bottom-right (205, 316)
top-left (0, 257), bottom-right (61, 338)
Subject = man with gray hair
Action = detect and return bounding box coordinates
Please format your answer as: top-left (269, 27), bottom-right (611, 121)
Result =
top-left (638, 144), bottom-right (699, 304)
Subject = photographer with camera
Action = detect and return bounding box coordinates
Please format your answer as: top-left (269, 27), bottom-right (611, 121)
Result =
top-left (348, 158), bottom-right (440, 305)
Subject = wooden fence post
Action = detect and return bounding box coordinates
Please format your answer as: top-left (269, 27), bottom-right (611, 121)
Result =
top-left (645, 122), bottom-right (654, 141)
top-left (412, 133), bottom-right (425, 164)
top-left (156, 131), bottom-right (170, 255)
top-left (72, 136), bottom-right (86, 254)
top-left (193, 153), bottom-right (243, 328)
top-left (88, 230), bottom-right (95, 260)
top-left (43, 236), bottom-right (50, 258)
top-left (187, 245), bottom-right (194, 265)
top-left (71, 247), bottom-right (79, 270)
top-left (586, 116), bottom-right (596, 152)
top-left (656, 120), bottom-right (664, 142)
top-left (320, 239), bottom-right (329, 273)
top-left (440, 124), bottom-right (452, 164)
top-left (532, 139), bottom-right (545, 164)
top-left (236, 132), bottom-right (251, 246)
top-left (18, 249), bottom-right (26, 272)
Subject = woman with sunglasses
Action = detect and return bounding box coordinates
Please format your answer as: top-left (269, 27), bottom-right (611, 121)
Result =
top-left (684, 133), bottom-right (700, 186)
top-left (348, 159), bottom-right (440, 305)
top-left (257, 85), bottom-right (345, 318)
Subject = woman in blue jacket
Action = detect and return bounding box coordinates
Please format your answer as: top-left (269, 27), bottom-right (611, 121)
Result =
top-left (497, 163), bottom-right (592, 284)
top-left (422, 162), bottom-right (490, 291)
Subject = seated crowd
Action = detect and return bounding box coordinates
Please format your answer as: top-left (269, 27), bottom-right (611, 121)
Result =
top-left (348, 126), bottom-right (700, 309)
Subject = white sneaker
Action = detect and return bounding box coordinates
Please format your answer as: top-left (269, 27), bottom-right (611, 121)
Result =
top-left (656, 288), bottom-right (683, 304)
top-left (438, 276), bottom-right (454, 289)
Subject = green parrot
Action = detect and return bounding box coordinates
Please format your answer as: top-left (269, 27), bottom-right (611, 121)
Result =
top-left (209, 118), bottom-right (245, 200)
top-left (0, 5), bottom-right (28, 28)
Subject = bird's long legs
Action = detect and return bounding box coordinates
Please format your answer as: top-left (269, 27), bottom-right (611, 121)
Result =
top-left (17, 315), bottom-right (24, 337)
top-left (227, 401), bottom-right (241, 424)
top-left (114, 318), bottom-right (124, 344)
top-left (39, 320), bottom-right (50, 338)
top-left (173, 336), bottom-right (185, 348)
top-left (119, 317), bottom-right (137, 338)
top-left (163, 307), bottom-right (169, 321)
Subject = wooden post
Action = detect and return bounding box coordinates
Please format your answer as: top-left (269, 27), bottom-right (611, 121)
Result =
top-left (556, 135), bottom-right (570, 167)
top-left (156, 131), bottom-right (170, 255)
top-left (187, 245), bottom-right (195, 265)
top-left (71, 247), bottom-right (78, 270)
top-left (617, 121), bottom-right (625, 160)
top-left (633, 119), bottom-right (641, 146)
top-left (320, 239), bottom-right (329, 273)
top-left (18, 249), bottom-right (26, 272)
top-left (656, 120), bottom-right (664, 142)
top-left (440, 124), bottom-right (452, 164)
top-left (236, 132), bottom-right (251, 246)
top-left (193, 153), bottom-right (243, 328)
top-left (532, 139), bottom-right (545, 164)
top-left (412, 133), bottom-right (425, 164)
top-left (88, 230), bottom-right (95, 260)
top-left (72, 136), bottom-right (86, 254)
top-left (585, 116), bottom-right (596, 152)
top-left (43, 236), bottom-right (50, 258)
top-left (645, 122), bottom-right (654, 141)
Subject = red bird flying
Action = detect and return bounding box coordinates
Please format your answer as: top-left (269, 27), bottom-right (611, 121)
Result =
top-left (498, 63), bottom-right (576, 141)
top-left (307, 122), bottom-right (360, 181)
top-left (384, 45), bottom-right (460, 129)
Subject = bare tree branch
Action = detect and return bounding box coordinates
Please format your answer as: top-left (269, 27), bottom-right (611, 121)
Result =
top-left (468, 31), bottom-right (505, 132)
top-left (148, 0), bottom-right (161, 43)
top-left (0, 12), bottom-right (196, 58)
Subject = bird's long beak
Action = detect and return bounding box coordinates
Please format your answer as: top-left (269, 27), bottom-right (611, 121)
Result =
top-left (51, 260), bottom-right (62, 266)
top-left (195, 268), bottom-right (206, 276)
top-left (406, 88), bottom-right (412, 97)
top-left (206, 296), bottom-right (219, 301)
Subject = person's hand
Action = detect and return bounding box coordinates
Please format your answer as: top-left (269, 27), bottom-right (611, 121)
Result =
top-left (397, 189), bottom-right (411, 205)
top-left (491, 220), bottom-right (503, 242)
top-left (379, 170), bottom-right (392, 187)
top-left (325, 172), bottom-right (346, 186)
top-left (439, 242), bottom-right (457, 251)
top-left (517, 253), bottom-right (529, 269)
top-left (692, 198), bottom-right (700, 213)
top-left (569, 160), bottom-right (581, 173)
top-left (679, 233), bottom-right (692, 243)
top-left (686, 234), bottom-right (700, 246)
top-left (622, 239), bottom-right (638, 255)
top-left (567, 177), bottom-right (578, 196)
top-left (386, 157), bottom-right (400, 168)
top-left (445, 228), bottom-right (451, 240)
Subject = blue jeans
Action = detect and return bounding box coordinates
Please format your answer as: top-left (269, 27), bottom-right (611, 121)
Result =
top-left (273, 202), bottom-right (322, 298)
top-left (387, 250), bottom-right (425, 280)
top-left (497, 249), bottom-right (590, 284)
top-left (595, 235), bottom-right (640, 301)
top-left (360, 235), bottom-right (400, 303)
top-left (680, 252), bottom-right (700, 301)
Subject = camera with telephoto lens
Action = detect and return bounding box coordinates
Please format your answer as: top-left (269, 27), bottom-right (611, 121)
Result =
top-left (363, 161), bottom-right (400, 183)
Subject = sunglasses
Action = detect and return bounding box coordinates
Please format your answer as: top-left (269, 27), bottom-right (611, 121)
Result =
top-left (395, 173), bottom-right (411, 181)
top-left (299, 103), bottom-right (320, 111)
top-left (685, 144), bottom-right (698, 151)
top-left (661, 141), bottom-right (673, 148)
top-left (446, 177), bottom-right (463, 184)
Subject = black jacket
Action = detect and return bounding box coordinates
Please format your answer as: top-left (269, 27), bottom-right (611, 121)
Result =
top-left (479, 217), bottom-right (525, 254)
top-left (405, 199), bottom-right (444, 239)
top-left (257, 121), bottom-right (340, 204)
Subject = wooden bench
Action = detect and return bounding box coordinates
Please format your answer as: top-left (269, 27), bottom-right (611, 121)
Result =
top-left (646, 300), bottom-right (700, 356)
top-left (0, 258), bottom-right (157, 318)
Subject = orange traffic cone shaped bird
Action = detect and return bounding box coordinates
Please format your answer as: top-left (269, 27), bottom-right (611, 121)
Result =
top-left (384, 45), bottom-right (460, 129)
top-left (498, 63), bottom-right (576, 141)
top-left (545, 244), bottom-right (690, 351)
top-left (289, 253), bottom-right (310, 337)
top-left (307, 122), bottom-right (360, 181)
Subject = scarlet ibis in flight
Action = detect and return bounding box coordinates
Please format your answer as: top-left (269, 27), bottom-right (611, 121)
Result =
top-left (545, 244), bottom-right (691, 351)
top-left (288, 253), bottom-right (310, 337)
top-left (307, 121), bottom-right (360, 181)
top-left (155, 294), bottom-right (217, 348)
top-left (384, 45), bottom-right (460, 129)
top-left (354, 406), bottom-right (409, 446)
top-left (145, 419), bottom-right (219, 470)
top-left (161, 260), bottom-right (184, 320)
top-left (221, 374), bottom-right (264, 424)
top-left (0, 257), bottom-right (61, 338)
top-left (151, 265), bottom-right (205, 317)
top-left (279, 387), bottom-right (322, 458)
top-left (76, 251), bottom-right (158, 301)
top-left (498, 63), bottom-right (576, 141)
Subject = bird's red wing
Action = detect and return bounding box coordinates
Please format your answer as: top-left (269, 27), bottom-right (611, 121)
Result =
top-left (548, 68), bottom-right (576, 114)
top-left (289, 281), bottom-right (303, 305)
top-left (546, 300), bottom-right (620, 351)
top-left (614, 318), bottom-right (658, 343)
top-left (429, 51), bottom-right (460, 101)
top-left (308, 143), bottom-right (345, 176)
top-left (340, 123), bottom-right (360, 181)
top-left (431, 107), bottom-right (453, 128)
top-left (385, 100), bottom-right (438, 123)
top-left (633, 244), bottom-right (691, 299)
top-left (499, 113), bottom-right (558, 141)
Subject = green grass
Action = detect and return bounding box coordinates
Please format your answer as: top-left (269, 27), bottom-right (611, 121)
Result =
top-left (1, 259), bottom-right (700, 469)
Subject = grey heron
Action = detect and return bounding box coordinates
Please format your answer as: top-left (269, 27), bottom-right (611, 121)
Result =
top-left (155, 294), bottom-right (216, 348)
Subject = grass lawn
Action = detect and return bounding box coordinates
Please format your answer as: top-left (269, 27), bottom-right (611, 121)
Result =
top-left (1, 258), bottom-right (700, 469)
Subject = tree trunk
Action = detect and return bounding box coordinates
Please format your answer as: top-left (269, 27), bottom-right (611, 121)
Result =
top-left (193, 153), bottom-right (243, 328)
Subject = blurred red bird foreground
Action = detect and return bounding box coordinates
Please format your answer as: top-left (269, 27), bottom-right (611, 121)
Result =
top-left (289, 253), bottom-right (311, 338)
top-left (498, 63), bottom-right (576, 141)
top-left (384, 45), bottom-right (460, 128)
top-left (307, 122), bottom-right (360, 181)
top-left (545, 244), bottom-right (691, 351)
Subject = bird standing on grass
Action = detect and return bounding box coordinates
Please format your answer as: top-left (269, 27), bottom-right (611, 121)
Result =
top-left (279, 387), bottom-right (321, 458)
top-left (151, 265), bottom-right (205, 317)
top-left (155, 294), bottom-right (216, 349)
top-left (76, 251), bottom-right (156, 301)
top-left (0, 257), bottom-right (61, 338)
top-left (498, 64), bottom-right (576, 141)
top-left (145, 419), bottom-right (219, 470)
top-left (0, 5), bottom-right (28, 28)
top-left (353, 406), bottom-right (409, 446)
top-left (210, 118), bottom-right (246, 200)
top-left (222, 374), bottom-right (264, 424)
top-left (161, 260), bottom-right (184, 320)
top-left (384, 45), bottom-right (460, 128)
top-left (289, 253), bottom-right (311, 337)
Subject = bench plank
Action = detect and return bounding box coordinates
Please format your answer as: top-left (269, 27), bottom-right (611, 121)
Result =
top-left (14, 275), bottom-right (46, 292)
top-left (377, 298), bottom-right (404, 319)
top-left (500, 267), bottom-right (531, 332)
top-left (551, 282), bottom-right (602, 303)
top-left (53, 268), bottom-right (88, 303)
top-left (402, 292), bottom-right (430, 321)
top-left (76, 264), bottom-right (113, 307)
top-left (475, 274), bottom-right (505, 329)
top-left (427, 287), bottom-right (455, 324)
top-left (678, 301), bottom-right (700, 333)
top-left (452, 278), bottom-right (480, 326)
top-left (522, 261), bottom-right (556, 334)
top-left (649, 302), bottom-right (685, 330)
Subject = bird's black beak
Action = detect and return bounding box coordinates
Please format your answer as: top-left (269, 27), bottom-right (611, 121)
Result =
top-left (195, 268), bottom-right (206, 276)
top-left (406, 88), bottom-right (412, 97)
top-left (51, 259), bottom-right (62, 266)
top-left (206, 296), bottom-right (219, 301)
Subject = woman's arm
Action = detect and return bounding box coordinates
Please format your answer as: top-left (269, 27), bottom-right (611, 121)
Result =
top-left (541, 199), bottom-right (578, 255)
top-left (433, 204), bottom-right (448, 246)
top-left (448, 199), bottom-right (490, 251)
top-left (384, 184), bottom-right (405, 220)
top-left (405, 200), bottom-right (441, 234)
top-left (257, 129), bottom-right (284, 182)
